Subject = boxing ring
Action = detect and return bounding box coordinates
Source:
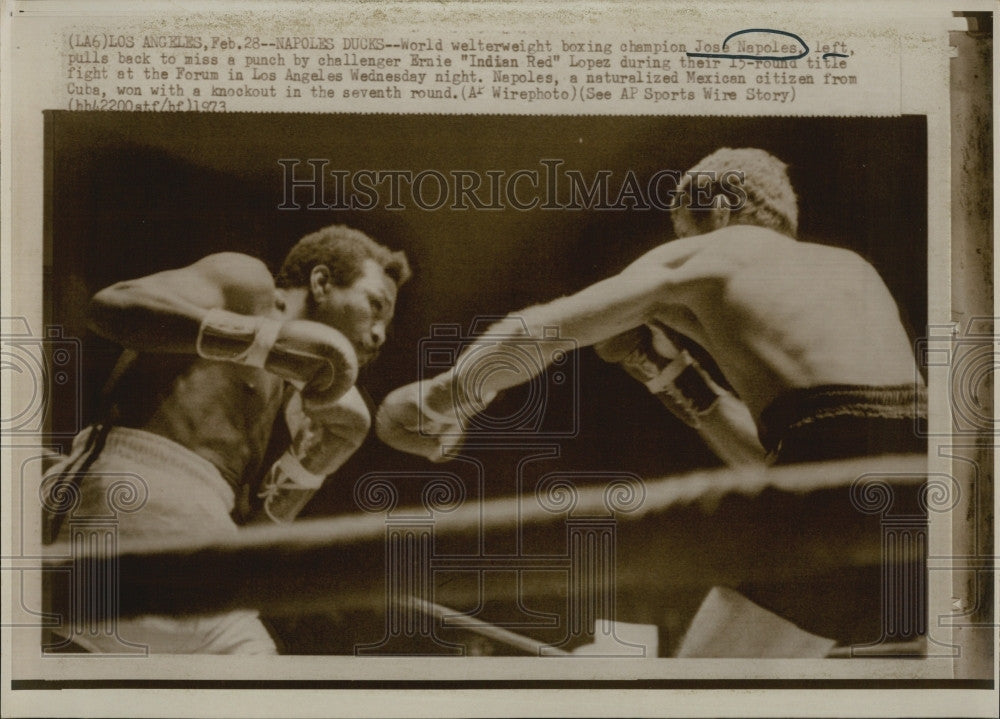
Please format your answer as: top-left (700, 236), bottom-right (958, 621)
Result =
top-left (43, 453), bottom-right (934, 656)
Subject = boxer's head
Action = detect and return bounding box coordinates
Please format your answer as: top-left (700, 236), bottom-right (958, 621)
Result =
top-left (277, 224), bottom-right (411, 365)
top-left (671, 148), bottom-right (798, 239)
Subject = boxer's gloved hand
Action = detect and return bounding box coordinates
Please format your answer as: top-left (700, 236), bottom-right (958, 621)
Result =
top-left (595, 324), bottom-right (721, 426)
top-left (197, 308), bottom-right (358, 404)
top-left (376, 373), bottom-right (478, 461)
top-left (594, 325), bottom-right (676, 384)
top-left (269, 320), bottom-right (358, 402)
top-left (295, 386), bottom-right (372, 468)
top-left (257, 388), bottom-right (371, 523)
top-left (593, 326), bottom-right (650, 364)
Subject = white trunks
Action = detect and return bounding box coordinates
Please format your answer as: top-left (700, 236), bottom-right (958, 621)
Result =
top-left (47, 426), bottom-right (277, 655)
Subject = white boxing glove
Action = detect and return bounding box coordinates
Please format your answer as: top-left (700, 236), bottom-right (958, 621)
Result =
top-left (375, 373), bottom-right (487, 461)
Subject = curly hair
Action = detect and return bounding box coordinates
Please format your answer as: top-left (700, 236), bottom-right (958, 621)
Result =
top-left (276, 224), bottom-right (411, 290)
top-left (673, 148), bottom-right (798, 237)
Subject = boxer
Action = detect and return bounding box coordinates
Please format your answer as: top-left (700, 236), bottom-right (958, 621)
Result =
top-left (45, 224), bottom-right (410, 654)
top-left (377, 148), bottom-right (926, 466)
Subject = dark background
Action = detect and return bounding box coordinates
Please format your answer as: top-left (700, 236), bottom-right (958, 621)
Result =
top-left (47, 112), bottom-right (927, 514)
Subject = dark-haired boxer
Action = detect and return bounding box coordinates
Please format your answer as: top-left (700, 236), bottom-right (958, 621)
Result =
top-left (46, 224), bottom-right (410, 654)
top-left (377, 148), bottom-right (926, 466)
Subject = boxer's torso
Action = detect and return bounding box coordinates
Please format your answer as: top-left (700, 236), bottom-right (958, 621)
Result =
top-left (649, 226), bottom-right (920, 421)
top-left (110, 353), bottom-right (287, 489)
top-left (108, 282), bottom-right (290, 489)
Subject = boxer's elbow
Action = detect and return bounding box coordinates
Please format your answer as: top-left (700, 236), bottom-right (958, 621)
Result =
top-left (87, 282), bottom-right (137, 340)
top-left (88, 279), bottom-right (199, 351)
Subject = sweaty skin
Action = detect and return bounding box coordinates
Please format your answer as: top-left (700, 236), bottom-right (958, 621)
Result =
top-left (628, 225), bottom-right (919, 421)
top-left (90, 252), bottom-right (394, 494)
top-left (421, 225), bottom-right (919, 429)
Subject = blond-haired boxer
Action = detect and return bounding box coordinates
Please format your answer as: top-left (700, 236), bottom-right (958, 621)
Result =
top-left (377, 148), bottom-right (925, 466)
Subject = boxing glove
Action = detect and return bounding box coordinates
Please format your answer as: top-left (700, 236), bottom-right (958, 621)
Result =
top-left (257, 388), bottom-right (371, 522)
top-left (375, 373), bottom-right (483, 461)
top-left (196, 308), bottom-right (358, 405)
top-left (596, 324), bottom-right (764, 465)
top-left (595, 324), bottom-right (720, 426)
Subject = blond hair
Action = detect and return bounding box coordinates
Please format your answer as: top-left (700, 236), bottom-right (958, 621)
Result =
top-left (675, 148), bottom-right (798, 237)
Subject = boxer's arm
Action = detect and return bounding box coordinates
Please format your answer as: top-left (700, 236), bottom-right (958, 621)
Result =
top-left (427, 262), bottom-right (691, 416)
top-left (695, 394), bottom-right (767, 465)
top-left (88, 252), bottom-right (274, 353)
top-left (89, 252), bottom-right (357, 398)
top-left (644, 349), bottom-right (764, 465)
top-left (377, 248), bottom-right (719, 459)
top-left (596, 326), bottom-right (765, 466)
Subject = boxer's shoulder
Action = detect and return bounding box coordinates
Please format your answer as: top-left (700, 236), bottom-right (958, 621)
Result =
top-left (190, 253), bottom-right (276, 312)
top-left (685, 225), bottom-right (796, 270)
top-left (621, 236), bottom-right (709, 276)
top-left (773, 240), bottom-right (881, 282)
top-left (702, 224), bottom-right (789, 250)
top-left (191, 252), bottom-right (273, 284)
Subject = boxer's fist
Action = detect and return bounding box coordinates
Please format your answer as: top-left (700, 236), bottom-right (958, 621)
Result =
top-left (292, 387), bottom-right (372, 475)
top-left (254, 388), bottom-right (371, 524)
top-left (375, 377), bottom-right (464, 461)
top-left (197, 308), bottom-right (358, 403)
top-left (593, 326), bottom-right (652, 364)
top-left (267, 319), bottom-right (358, 404)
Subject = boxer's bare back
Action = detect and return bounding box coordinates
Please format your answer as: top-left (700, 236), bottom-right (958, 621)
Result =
top-left (633, 225), bottom-right (920, 420)
top-left (436, 224), bottom-right (919, 420)
top-left (375, 224), bottom-right (921, 464)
